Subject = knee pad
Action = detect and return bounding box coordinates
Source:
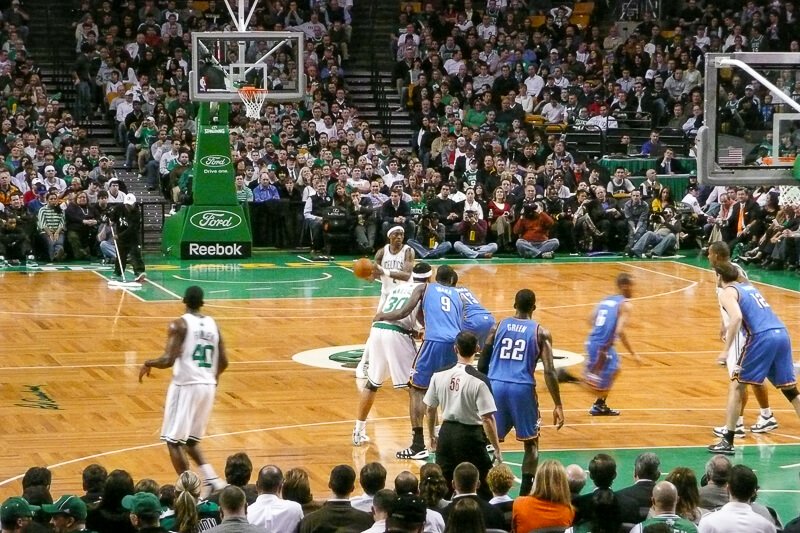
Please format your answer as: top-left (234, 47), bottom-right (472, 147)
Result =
top-left (782, 386), bottom-right (799, 402)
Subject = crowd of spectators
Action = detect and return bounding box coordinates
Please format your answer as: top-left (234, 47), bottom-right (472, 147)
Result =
top-left (5, 0), bottom-right (800, 265)
top-left (6, 449), bottom-right (797, 533)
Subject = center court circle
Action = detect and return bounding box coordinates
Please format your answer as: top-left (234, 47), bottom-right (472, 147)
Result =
top-left (292, 345), bottom-right (584, 372)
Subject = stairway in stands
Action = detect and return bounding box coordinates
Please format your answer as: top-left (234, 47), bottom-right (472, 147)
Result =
top-left (27, 2), bottom-right (168, 249)
top-left (346, 0), bottom-right (411, 151)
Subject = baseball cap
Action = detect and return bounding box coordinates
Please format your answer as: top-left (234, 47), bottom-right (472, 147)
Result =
top-left (41, 495), bottom-right (87, 521)
top-left (146, 116), bottom-right (155, 122)
top-left (123, 193), bottom-right (137, 205)
top-left (390, 494), bottom-right (426, 523)
top-left (1, 497), bottom-right (39, 523)
top-left (44, 165), bottom-right (56, 173)
top-left (386, 225), bottom-right (405, 238)
top-left (745, 84), bottom-right (754, 90)
top-left (121, 493), bottom-right (161, 516)
top-left (550, 48), bottom-right (559, 54)
top-left (99, 156), bottom-right (109, 162)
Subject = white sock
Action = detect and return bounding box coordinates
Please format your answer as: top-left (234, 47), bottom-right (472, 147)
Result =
top-left (760, 408), bottom-right (773, 418)
top-left (199, 463), bottom-right (218, 482)
top-left (355, 420), bottom-right (366, 433)
top-left (737, 416), bottom-right (744, 426)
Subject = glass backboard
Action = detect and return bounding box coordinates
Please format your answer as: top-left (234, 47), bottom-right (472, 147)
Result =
top-left (698, 52), bottom-right (800, 186)
top-left (189, 31), bottom-right (305, 103)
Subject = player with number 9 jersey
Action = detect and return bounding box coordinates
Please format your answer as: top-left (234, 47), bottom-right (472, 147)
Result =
top-left (174, 313), bottom-right (221, 385)
top-left (412, 280), bottom-right (464, 388)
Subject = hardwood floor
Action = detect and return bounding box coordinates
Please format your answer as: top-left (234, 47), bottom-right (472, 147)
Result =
top-left (2, 260), bottom-right (799, 499)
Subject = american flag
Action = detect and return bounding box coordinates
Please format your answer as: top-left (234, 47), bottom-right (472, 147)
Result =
top-left (718, 147), bottom-right (743, 165)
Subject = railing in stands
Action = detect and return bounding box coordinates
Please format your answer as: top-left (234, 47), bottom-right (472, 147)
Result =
top-left (367, 1), bottom-right (392, 140)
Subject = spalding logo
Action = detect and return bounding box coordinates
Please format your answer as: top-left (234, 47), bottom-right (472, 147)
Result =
top-left (189, 210), bottom-right (242, 231)
top-left (200, 155), bottom-right (231, 167)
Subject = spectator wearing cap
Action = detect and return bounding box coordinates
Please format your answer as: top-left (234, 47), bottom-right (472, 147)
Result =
top-left (386, 493), bottom-right (427, 533)
top-left (41, 495), bottom-right (88, 533)
top-left (1, 497), bottom-right (39, 532)
top-left (121, 492), bottom-right (166, 533)
top-left (111, 193), bottom-right (145, 282)
top-left (89, 156), bottom-right (118, 187)
top-left (299, 465), bottom-right (373, 533)
top-left (37, 165), bottom-right (67, 195)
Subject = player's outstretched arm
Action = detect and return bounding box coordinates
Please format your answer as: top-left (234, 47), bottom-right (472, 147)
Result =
top-left (539, 326), bottom-right (564, 430)
top-left (477, 325), bottom-right (498, 375)
top-left (139, 318), bottom-right (186, 382)
top-left (374, 283), bottom-right (425, 322)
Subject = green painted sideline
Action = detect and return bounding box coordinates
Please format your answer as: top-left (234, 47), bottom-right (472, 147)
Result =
top-left (472, 444), bottom-right (800, 526)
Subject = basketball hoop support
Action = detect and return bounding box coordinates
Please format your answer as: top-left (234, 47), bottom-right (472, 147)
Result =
top-left (223, 0), bottom-right (261, 33)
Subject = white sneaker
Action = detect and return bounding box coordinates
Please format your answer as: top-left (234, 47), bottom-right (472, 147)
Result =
top-left (750, 415), bottom-right (779, 433)
top-left (352, 429), bottom-right (370, 446)
top-left (134, 272), bottom-right (147, 282)
top-left (712, 423), bottom-right (745, 439)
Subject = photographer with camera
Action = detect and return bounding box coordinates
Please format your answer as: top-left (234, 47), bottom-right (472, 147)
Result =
top-left (407, 211), bottom-right (453, 259)
top-left (513, 199), bottom-right (560, 259)
top-left (630, 207), bottom-right (682, 258)
top-left (454, 209), bottom-right (497, 259)
top-left (543, 185), bottom-right (575, 253)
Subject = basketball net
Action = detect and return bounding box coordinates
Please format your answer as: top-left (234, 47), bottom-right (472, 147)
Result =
top-left (238, 86), bottom-right (269, 119)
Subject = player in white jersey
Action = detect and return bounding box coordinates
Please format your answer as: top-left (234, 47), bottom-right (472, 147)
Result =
top-left (139, 286), bottom-right (229, 492)
top-left (355, 225), bottom-right (416, 379)
top-left (707, 242), bottom-right (778, 438)
top-left (353, 262), bottom-right (431, 446)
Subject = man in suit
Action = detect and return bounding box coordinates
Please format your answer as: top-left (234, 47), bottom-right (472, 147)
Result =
top-left (299, 465), bottom-right (373, 533)
top-left (441, 462), bottom-right (505, 530)
top-left (727, 187), bottom-right (762, 249)
top-left (657, 148), bottom-right (683, 174)
top-left (573, 453), bottom-right (617, 525)
top-left (615, 452), bottom-right (660, 524)
top-left (381, 188), bottom-right (415, 239)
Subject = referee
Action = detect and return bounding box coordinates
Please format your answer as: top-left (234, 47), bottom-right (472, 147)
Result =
top-left (424, 331), bottom-right (503, 501)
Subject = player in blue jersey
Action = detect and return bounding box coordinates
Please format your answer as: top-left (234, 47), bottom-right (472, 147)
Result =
top-left (584, 273), bottom-right (639, 416)
top-left (478, 288), bottom-right (565, 497)
top-left (452, 271), bottom-right (496, 348)
top-left (708, 262), bottom-right (800, 455)
top-left (374, 264), bottom-right (463, 460)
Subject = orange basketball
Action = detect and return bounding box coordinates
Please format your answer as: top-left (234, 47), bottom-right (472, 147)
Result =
top-left (353, 258), bottom-right (374, 279)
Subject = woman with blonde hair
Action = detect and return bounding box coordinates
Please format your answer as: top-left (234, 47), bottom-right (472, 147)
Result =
top-left (512, 459), bottom-right (575, 532)
top-left (160, 471), bottom-right (220, 533)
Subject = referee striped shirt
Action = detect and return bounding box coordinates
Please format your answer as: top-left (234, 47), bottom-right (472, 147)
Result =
top-left (424, 362), bottom-right (496, 425)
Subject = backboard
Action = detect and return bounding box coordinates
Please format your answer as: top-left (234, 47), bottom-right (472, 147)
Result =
top-left (189, 31), bottom-right (305, 103)
top-left (698, 52), bottom-right (800, 186)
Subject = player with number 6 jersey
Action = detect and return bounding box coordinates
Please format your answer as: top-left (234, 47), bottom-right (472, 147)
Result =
top-left (479, 288), bottom-right (564, 497)
top-left (138, 286), bottom-right (229, 494)
top-left (584, 274), bottom-right (638, 417)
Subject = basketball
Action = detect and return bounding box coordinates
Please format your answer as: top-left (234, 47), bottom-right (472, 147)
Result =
top-left (353, 258), bottom-right (374, 279)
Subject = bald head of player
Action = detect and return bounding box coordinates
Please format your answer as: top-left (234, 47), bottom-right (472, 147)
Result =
top-left (616, 273), bottom-right (634, 298)
top-left (183, 286), bottom-right (204, 311)
top-left (514, 289), bottom-right (536, 316)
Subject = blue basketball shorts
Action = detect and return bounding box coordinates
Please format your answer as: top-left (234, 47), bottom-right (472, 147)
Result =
top-left (409, 339), bottom-right (456, 389)
top-left (736, 328), bottom-right (795, 387)
top-left (584, 341), bottom-right (620, 391)
top-left (491, 380), bottom-right (540, 441)
top-left (464, 314), bottom-right (496, 349)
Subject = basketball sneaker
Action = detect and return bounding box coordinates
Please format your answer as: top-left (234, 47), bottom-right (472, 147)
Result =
top-left (750, 415), bottom-right (779, 433)
top-left (707, 438), bottom-right (735, 455)
top-left (396, 446), bottom-right (429, 460)
top-left (712, 423), bottom-right (745, 439)
top-left (352, 429), bottom-right (370, 446)
top-left (589, 403), bottom-right (620, 416)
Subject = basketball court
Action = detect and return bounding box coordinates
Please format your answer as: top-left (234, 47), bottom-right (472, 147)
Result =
top-left (3, 253), bottom-right (800, 520)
